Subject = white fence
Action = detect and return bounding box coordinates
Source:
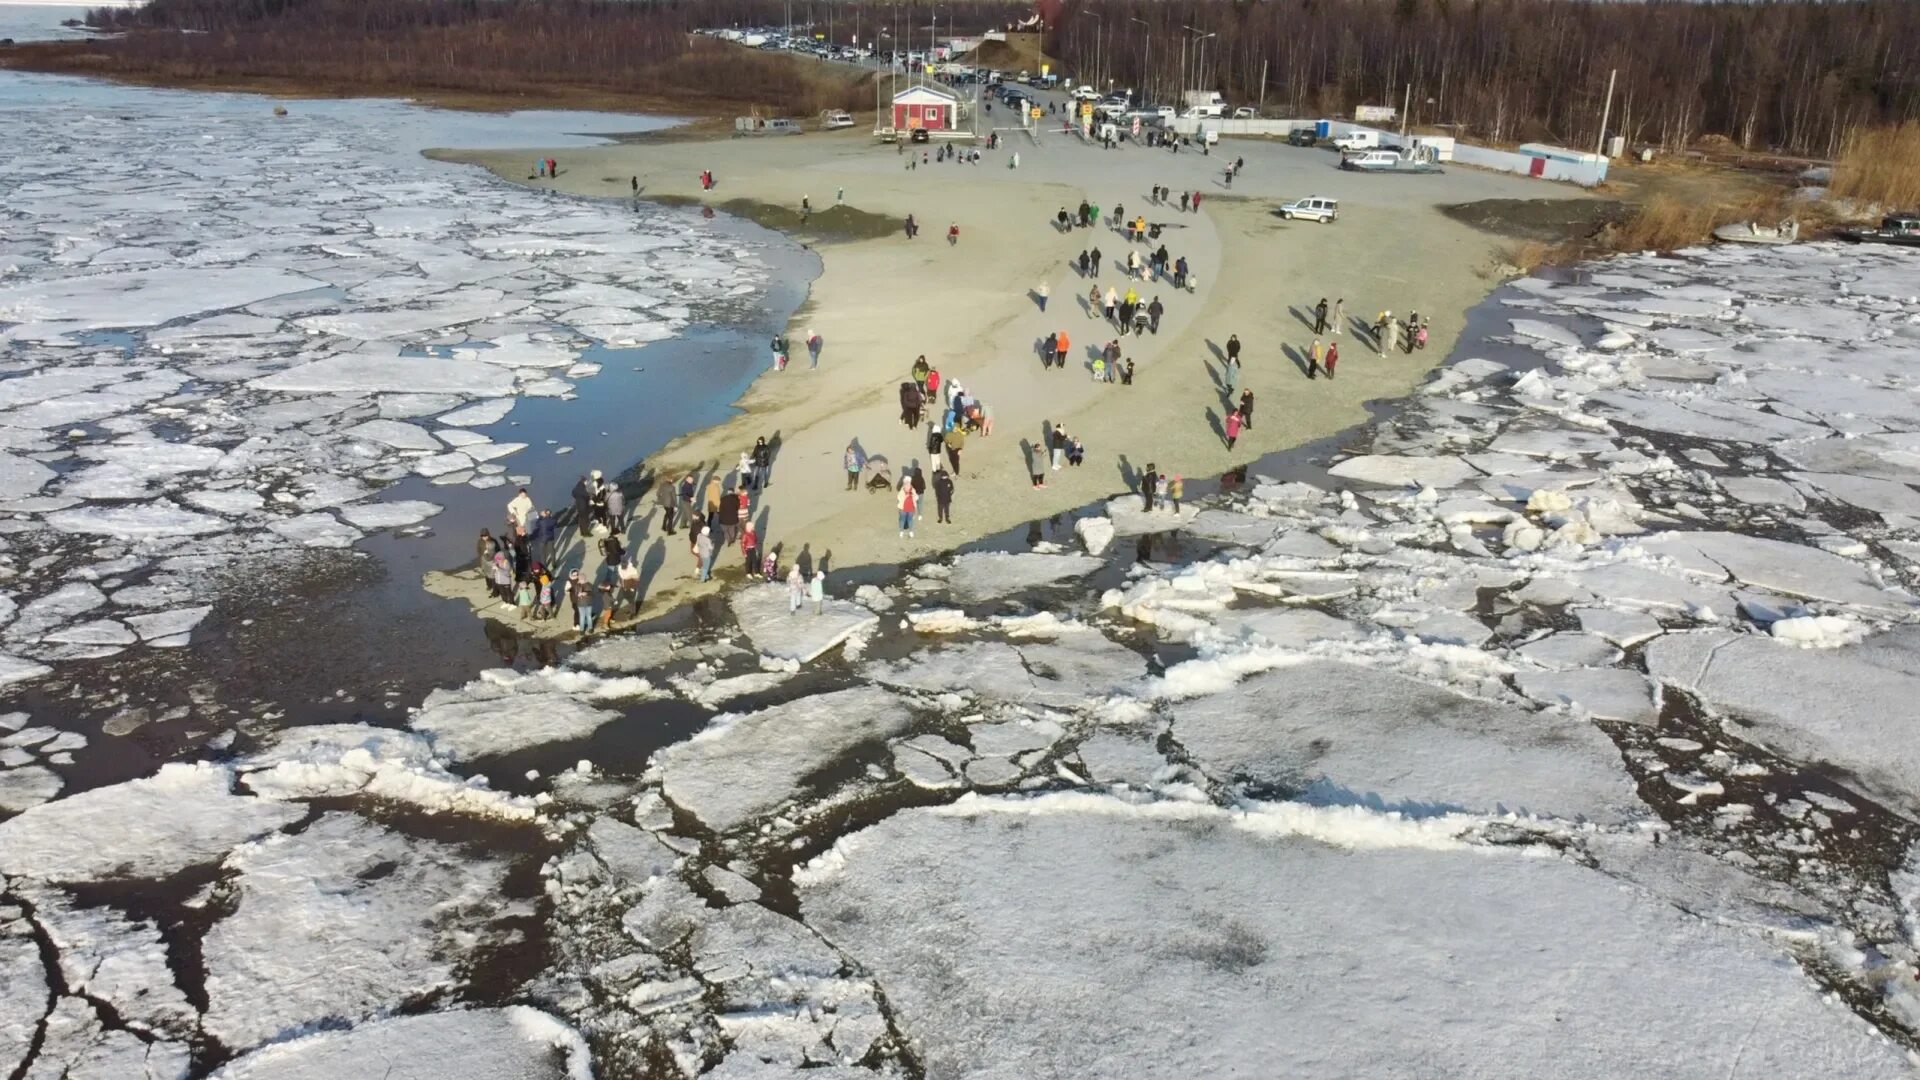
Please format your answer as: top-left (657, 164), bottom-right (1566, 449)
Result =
top-left (1165, 116), bottom-right (1609, 187)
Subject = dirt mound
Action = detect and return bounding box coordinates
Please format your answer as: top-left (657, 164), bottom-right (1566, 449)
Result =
top-left (969, 34), bottom-right (1053, 74)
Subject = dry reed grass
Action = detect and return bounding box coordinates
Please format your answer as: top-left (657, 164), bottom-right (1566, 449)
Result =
top-left (1831, 124), bottom-right (1920, 209)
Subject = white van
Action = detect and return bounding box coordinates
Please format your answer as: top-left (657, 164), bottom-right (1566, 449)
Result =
top-left (1183, 104), bottom-right (1225, 120)
top-left (1331, 130), bottom-right (1380, 151)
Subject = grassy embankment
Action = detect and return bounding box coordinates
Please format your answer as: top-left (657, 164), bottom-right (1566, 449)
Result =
top-left (1495, 123), bottom-right (1920, 270)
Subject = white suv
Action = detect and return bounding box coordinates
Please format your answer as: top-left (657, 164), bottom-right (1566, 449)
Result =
top-left (1279, 196), bottom-right (1339, 223)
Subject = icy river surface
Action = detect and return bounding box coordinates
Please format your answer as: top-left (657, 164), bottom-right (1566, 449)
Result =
top-left (5, 63), bottom-right (1920, 1080)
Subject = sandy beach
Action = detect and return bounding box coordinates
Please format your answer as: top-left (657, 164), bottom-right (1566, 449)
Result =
top-left (434, 122), bottom-right (1581, 625)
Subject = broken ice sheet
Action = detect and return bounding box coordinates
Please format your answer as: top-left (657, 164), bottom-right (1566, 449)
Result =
top-left (799, 799), bottom-right (1912, 1079)
top-left (200, 812), bottom-right (520, 1052)
top-left (207, 1006), bottom-right (591, 1080)
top-left (657, 687), bottom-right (913, 833)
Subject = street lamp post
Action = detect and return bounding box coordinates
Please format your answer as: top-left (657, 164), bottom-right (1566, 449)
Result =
top-left (1128, 16), bottom-right (1151, 106)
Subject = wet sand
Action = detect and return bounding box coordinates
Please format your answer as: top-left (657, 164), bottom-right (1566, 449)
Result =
top-left (435, 126), bottom-right (1582, 628)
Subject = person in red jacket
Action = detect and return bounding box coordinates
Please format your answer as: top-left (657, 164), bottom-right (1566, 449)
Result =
top-left (926, 367), bottom-right (942, 401)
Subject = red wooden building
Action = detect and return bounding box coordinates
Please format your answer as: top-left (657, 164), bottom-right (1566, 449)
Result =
top-left (891, 85), bottom-right (959, 133)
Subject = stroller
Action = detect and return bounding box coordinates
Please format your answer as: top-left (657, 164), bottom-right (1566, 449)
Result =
top-left (860, 454), bottom-right (894, 493)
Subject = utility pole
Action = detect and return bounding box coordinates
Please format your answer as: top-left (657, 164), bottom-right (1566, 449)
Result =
top-left (1129, 17), bottom-right (1151, 104)
top-left (1401, 82), bottom-right (1411, 138)
top-left (1596, 67), bottom-right (1618, 156)
top-left (1259, 58), bottom-right (1268, 115)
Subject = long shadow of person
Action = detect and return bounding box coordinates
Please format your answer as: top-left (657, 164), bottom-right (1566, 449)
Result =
top-left (1019, 437), bottom-right (1037, 480)
top-left (1281, 343), bottom-right (1312, 377)
top-left (1204, 338), bottom-right (1225, 362)
top-left (1206, 407), bottom-right (1226, 446)
top-left (1116, 452), bottom-right (1137, 492)
top-left (1205, 358), bottom-right (1226, 391)
top-left (1350, 315), bottom-right (1377, 349)
top-left (638, 538), bottom-right (666, 602)
top-left (765, 430), bottom-right (782, 487)
top-left (1288, 306), bottom-right (1318, 333)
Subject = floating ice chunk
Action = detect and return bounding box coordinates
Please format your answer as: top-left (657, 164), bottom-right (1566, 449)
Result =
top-left (19, 884), bottom-right (195, 1036)
top-left (0, 762), bottom-right (303, 883)
top-left (0, 451), bottom-right (56, 500)
top-left (185, 488), bottom-right (267, 515)
top-left (44, 502), bottom-right (231, 538)
top-left (1720, 477), bottom-right (1805, 511)
top-left (1572, 607), bottom-right (1663, 648)
top-left (1514, 668), bottom-right (1660, 725)
top-left (268, 512), bottom-right (363, 548)
top-left (237, 724), bottom-right (535, 820)
top-left (343, 418), bottom-right (443, 452)
top-left (800, 798), bottom-right (1905, 1080)
top-left (377, 393), bottom-right (464, 419)
top-left (252, 350), bottom-right (516, 396)
top-left (410, 691), bottom-right (621, 763)
top-left (0, 924), bottom-right (43, 1077)
top-left (339, 500), bottom-right (443, 530)
top-left (1646, 629), bottom-right (1920, 812)
top-left (1170, 661), bottom-right (1638, 821)
top-left (0, 765), bottom-right (62, 812)
top-left (1769, 614), bottom-right (1864, 648)
top-left (1515, 632), bottom-right (1623, 670)
top-left (657, 687), bottom-right (913, 832)
top-left (1075, 516), bottom-right (1115, 555)
top-left (123, 606), bottom-right (212, 642)
top-left (893, 745), bottom-right (961, 789)
top-left (0, 266), bottom-right (323, 328)
top-left (201, 812), bottom-right (517, 1052)
top-left (868, 638), bottom-right (1146, 707)
top-left (728, 584), bottom-right (879, 664)
top-left (1183, 509), bottom-right (1285, 547)
top-left (1640, 531), bottom-right (1913, 615)
top-left (0, 655), bottom-right (53, 689)
top-left (6, 582), bottom-right (108, 641)
top-left (42, 618), bottom-right (137, 646)
top-left (18, 996), bottom-right (190, 1080)
top-left (1788, 471), bottom-right (1920, 518)
top-left (207, 1006), bottom-right (590, 1080)
top-left (1509, 318), bottom-right (1582, 348)
top-left (437, 398), bottom-right (515, 427)
top-left (1327, 454), bottom-right (1478, 489)
top-left (945, 552), bottom-right (1104, 602)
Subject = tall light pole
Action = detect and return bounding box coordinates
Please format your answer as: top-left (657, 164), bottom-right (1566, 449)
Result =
top-left (1083, 11), bottom-right (1102, 95)
top-left (1181, 26), bottom-right (1214, 96)
top-left (1128, 15), bottom-right (1151, 105)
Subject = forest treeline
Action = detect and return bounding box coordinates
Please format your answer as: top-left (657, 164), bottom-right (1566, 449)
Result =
top-left (50, 0), bottom-right (1920, 157)
top-left (1041, 0), bottom-right (1920, 158)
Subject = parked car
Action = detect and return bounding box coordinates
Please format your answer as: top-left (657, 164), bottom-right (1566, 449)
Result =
top-left (820, 110), bottom-right (855, 130)
top-left (1287, 128), bottom-right (1319, 147)
top-left (1231, 107), bottom-right (1257, 119)
top-left (1330, 130), bottom-right (1380, 151)
top-left (1278, 196), bottom-right (1340, 223)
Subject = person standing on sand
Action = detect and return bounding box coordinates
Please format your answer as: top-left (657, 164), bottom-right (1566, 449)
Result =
top-left (568, 570), bottom-right (593, 634)
top-left (810, 571), bottom-right (826, 614)
top-left (1078, 251), bottom-right (1090, 276)
top-left (1036, 281), bottom-right (1049, 312)
top-left (751, 436), bottom-right (772, 490)
top-left (655, 481), bottom-right (677, 535)
top-left (695, 528), bottom-right (715, 583)
top-left (1141, 464), bottom-right (1159, 512)
top-left (1224, 355), bottom-right (1241, 397)
top-left (1239, 389), bottom-right (1256, 430)
top-left (1169, 475), bottom-right (1185, 512)
top-left (1103, 286), bottom-right (1118, 323)
top-left (943, 425), bottom-right (966, 474)
top-left (1332, 298), bottom-right (1345, 336)
top-left (571, 475), bottom-right (591, 533)
top-left (1051, 422), bottom-right (1067, 470)
top-left (933, 464), bottom-right (955, 523)
top-left (1175, 255), bottom-right (1188, 289)
top-left (806, 329), bottom-right (822, 369)
top-left (741, 519), bottom-right (759, 574)
top-left (1226, 334), bottom-right (1242, 366)
top-left (900, 381), bottom-right (923, 429)
top-left (1091, 246), bottom-right (1103, 277)
top-left (704, 475), bottom-right (722, 515)
top-left (1224, 407), bottom-right (1243, 450)
top-left (719, 485), bottom-right (741, 546)
top-left (948, 223), bottom-right (960, 245)
top-left (477, 528), bottom-right (497, 580)
top-left (845, 443), bottom-right (862, 491)
top-left (904, 214), bottom-right (918, 239)
top-left (912, 355), bottom-right (930, 392)
top-left (1147, 296), bottom-right (1164, 334)
top-left (677, 472), bottom-right (697, 523)
top-left (1325, 340), bottom-right (1339, 380)
top-left (926, 366), bottom-right (941, 401)
top-left (1314, 298), bottom-right (1330, 335)
top-left (1181, 191), bottom-right (1191, 212)
top-left (1308, 338), bottom-right (1323, 380)
top-left (1054, 330), bottom-right (1070, 369)
top-left (788, 564), bottom-right (806, 613)
top-left (605, 483), bottom-right (626, 531)
top-left (1123, 358), bottom-right (1136, 385)
top-left (897, 479), bottom-right (919, 538)
top-left (530, 509), bottom-right (557, 566)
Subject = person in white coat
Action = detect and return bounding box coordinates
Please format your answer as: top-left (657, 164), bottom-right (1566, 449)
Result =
top-left (506, 487), bottom-right (534, 531)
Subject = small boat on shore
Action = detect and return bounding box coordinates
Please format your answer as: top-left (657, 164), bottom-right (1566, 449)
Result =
top-left (1713, 218), bottom-right (1799, 245)
top-left (1839, 212), bottom-right (1920, 247)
